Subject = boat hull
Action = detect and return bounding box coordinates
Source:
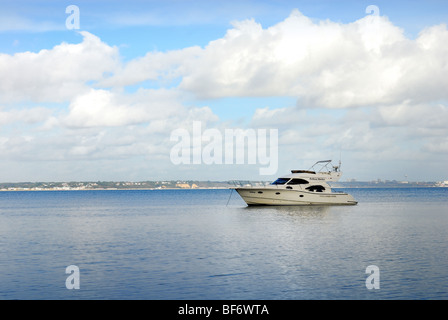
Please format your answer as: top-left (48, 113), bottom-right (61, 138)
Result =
top-left (235, 188), bottom-right (358, 206)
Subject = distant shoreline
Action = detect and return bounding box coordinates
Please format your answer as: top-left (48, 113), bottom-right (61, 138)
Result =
top-left (1, 186), bottom-right (445, 192)
top-left (0, 186), bottom-right (234, 191)
top-left (0, 179), bottom-right (445, 191)
top-left (0, 187), bottom-right (230, 191)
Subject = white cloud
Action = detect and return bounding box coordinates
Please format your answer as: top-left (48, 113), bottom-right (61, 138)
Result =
top-left (98, 46), bottom-right (202, 88)
top-left (62, 87), bottom-right (217, 129)
top-left (0, 32), bottom-right (120, 103)
top-left (63, 89), bottom-right (145, 128)
top-left (374, 101), bottom-right (448, 130)
top-left (422, 138), bottom-right (448, 154)
top-left (124, 10), bottom-right (446, 110)
top-left (1, 9), bottom-right (448, 181)
top-left (250, 99), bottom-right (448, 177)
top-left (89, 9), bottom-right (448, 114)
top-left (3, 10), bottom-right (448, 110)
top-left (0, 106), bottom-right (53, 125)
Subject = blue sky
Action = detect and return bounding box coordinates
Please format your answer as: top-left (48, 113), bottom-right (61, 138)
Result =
top-left (3, 1), bottom-right (448, 53)
top-left (1, 0), bottom-right (448, 182)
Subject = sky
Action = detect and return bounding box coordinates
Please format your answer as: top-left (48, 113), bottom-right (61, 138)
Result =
top-left (1, 0), bottom-right (448, 182)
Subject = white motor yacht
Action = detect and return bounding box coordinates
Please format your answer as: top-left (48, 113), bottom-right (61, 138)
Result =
top-left (234, 160), bottom-right (357, 206)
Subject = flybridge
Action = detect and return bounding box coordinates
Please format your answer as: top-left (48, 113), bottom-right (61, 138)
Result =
top-left (292, 160), bottom-right (337, 174)
top-left (286, 160), bottom-right (342, 182)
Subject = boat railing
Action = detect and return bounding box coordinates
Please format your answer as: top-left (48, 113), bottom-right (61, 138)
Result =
top-left (309, 160), bottom-right (341, 174)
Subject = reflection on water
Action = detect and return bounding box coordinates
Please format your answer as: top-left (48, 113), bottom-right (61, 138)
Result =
top-left (243, 205), bottom-right (332, 219)
top-left (0, 188), bottom-right (447, 300)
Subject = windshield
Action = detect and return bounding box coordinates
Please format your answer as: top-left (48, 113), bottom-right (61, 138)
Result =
top-left (271, 178), bottom-right (290, 185)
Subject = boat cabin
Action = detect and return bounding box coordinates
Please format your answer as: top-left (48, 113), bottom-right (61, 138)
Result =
top-left (270, 177), bottom-right (327, 192)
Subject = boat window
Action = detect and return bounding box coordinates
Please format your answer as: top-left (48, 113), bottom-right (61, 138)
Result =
top-left (271, 178), bottom-right (290, 185)
top-left (287, 178), bottom-right (309, 185)
top-left (305, 185), bottom-right (326, 192)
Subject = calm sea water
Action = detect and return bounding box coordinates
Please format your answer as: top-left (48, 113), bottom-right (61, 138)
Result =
top-left (0, 188), bottom-right (447, 300)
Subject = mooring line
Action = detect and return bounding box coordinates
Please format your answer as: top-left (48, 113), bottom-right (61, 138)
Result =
top-left (226, 188), bottom-right (234, 206)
